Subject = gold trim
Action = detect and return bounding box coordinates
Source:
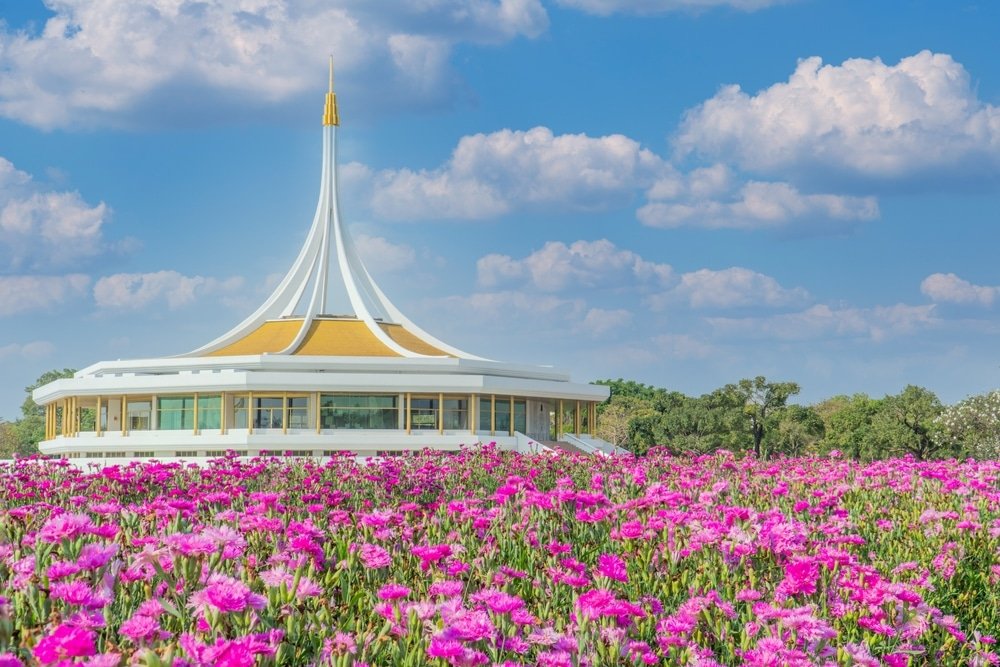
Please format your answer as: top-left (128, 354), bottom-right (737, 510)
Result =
top-left (282, 392), bottom-right (289, 435)
top-left (121, 396), bottom-right (127, 437)
top-left (193, 393), bottom-right (200, 435)
top-left (490, 395), bottom-right (495, 436)
top-left (323, 56), bottom-right (340, 126)
top-left (470, 394), bottom-right (476, 433)
top-left (438, 392), bottom-right (444, 434)
top-left (248, 391), bottom-right (254, 435)
top-left (315, 392), bottom-right (321, 434)
top-left (405, 393), bottom-right (411, 434)
top-left (221, 392), bottom-right (228, 434)
top-left (509, 396), bottom-right (514, 436)
top-left (575, 401), bottom-right (581, 436)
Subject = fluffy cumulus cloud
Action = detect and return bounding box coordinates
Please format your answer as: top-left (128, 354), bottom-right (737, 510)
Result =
top-left (93, 271), bottom-right (243, 310)
top-left (708, 303), bottom-right (939, 342)
top-left (0, 158), bottom-right (110, 270)
top-left (554, 0), bottom-right (791, 15)
top-left (921, 273), bottom-right (998, 306)
top-left (477, 239), bottom-right (672, 292)
top-left (662, 267), bottom-right (809, 309)
top-left (353, 233), bottom-right (416, 271)
top-left (675, 51), bottom-right (1000, 183)
top-left (369, 127), bottom-right (666, 220)
top-left (638, 164), bottom-right (878, 229)
top-left (0, 274), bottom-right (91, 316)
top-left (0, 0), bottom-right (549, 129)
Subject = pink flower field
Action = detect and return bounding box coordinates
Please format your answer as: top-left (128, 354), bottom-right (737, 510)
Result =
top-left (1, 448), bottom-right (998, 666)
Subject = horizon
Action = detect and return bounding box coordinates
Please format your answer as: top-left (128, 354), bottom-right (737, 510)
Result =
top-left (1, 1), bottom-right (999, 418)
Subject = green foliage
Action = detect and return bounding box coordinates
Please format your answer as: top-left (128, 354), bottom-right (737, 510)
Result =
top-left (593, 376), bottom-right (968, 462)
top-left (937, 390), bottom-right (1000, 459)
top-left (874, 385), bottom-right (947, 460)
top-left (2, 368), bottom-right (77, 458)
top-left (721, 376), bottom-right (801, 458)
top-left (817, 394), bottom-right (885, 460)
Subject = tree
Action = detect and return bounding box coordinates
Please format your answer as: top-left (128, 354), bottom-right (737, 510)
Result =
top-left (596, 397), bottom-right (646, 449)
top-left (769, 404), bottom-right (825, 457)
top-left (0, 421), bottom-right (20, 459)
top-left (937, 390), bottom-right (1000, 459)
top-left (13, 368), bottom-right (76, 455)
top-left (723, 376), bottom-right (800, 458)
top-left (874, 385), bottom-right (946, 460)
top-left (816, 394), bottom-right (884, 460)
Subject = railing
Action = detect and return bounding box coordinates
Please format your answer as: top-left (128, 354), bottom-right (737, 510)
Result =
top-left (514, 432), bottom-right (549, 454)
top-left (560, 433), bottom-right (628, 456)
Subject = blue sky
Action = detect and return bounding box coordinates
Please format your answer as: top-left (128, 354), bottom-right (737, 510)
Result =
top-left (1, 0), bottom-right (998, 418)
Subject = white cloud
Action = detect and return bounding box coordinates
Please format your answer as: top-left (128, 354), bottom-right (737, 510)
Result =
top-left (675, 51), bottom-right (1000, 182)
top-left (0, 0), bottom-right (549, 129)
top-left (581, 308), bottom-right (633, 336)
top-left (0, 340), bottom-right (55, 360)
top-left (0, 158), bottom-right (110, 269)
top-left (921, 273), bottom-right (997, 306)
top-left (708, 303), bottom-right (939, 342)
top-left (93, 271), bottom-right (243, 310)
top-left (437, 290), bottom-right (586, 320)
top-left (659, 267), bottom-right (809, 309)
top-left (555, 0), bottom-right (791, 15)
top-left (369, 127), bottom-right (666, 220)
top-left (0, 274), bottom-right (90, 316)
top-left (477, 239), bottom-right (672, 292)
top-left (354, 233), bottom-right (416, 271)
top-left (639, 166), bottom-right (878, 229)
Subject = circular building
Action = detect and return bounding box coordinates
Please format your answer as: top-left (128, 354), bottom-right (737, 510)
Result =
top-left (32, 65), bottom-right (612, 461)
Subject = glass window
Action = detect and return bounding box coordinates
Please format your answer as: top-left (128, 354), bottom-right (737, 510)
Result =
top-left (320, 394), bottom-right (398, 430)
top-left (513, 400), bottom-right (526, 434)
top-left (443, 398), bottom-right (468, 430)
top-left (479, 398), bottom-right (492, 434)
top-left (127, 400), bottom-right (152, 431)
top-left (253, 397), bottom-right (284, 429)
top-left (157, 396), bottom-right (194, 430)
top-left (409, 397), bottom-right (439, 430)
top-left (581, 402), bottom-right (591, 433)
top-left (197, 396), bottom-right (222, 431)
top-left (495, 399), bottom-right (511, 435)
top-left (233, 396), bottom-right (249, 429)
top-left (287, 397), bottom-right (310, 429)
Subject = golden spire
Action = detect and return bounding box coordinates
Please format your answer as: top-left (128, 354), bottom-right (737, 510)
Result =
top-left (323, 56), bottom-right (340, 126)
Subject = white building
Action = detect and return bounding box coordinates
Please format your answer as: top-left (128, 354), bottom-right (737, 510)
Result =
top-left (33, 64), bottom-right (612, 460)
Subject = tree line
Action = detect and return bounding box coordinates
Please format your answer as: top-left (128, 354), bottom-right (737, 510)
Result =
top-left (593, 377), bottom-right (1000, 461)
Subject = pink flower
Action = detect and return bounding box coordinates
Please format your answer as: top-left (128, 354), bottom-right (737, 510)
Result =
top-left (120, 614), bottom-right (163, 642)
top-left (427, 637), bottom-right (465, 659)
top-left (33, 624), bottom-right (96, 664)
top-left (358, 543), bottom-right (392, 569)
top-left (377, 583), bottom-right (411, 601)
top-left (189, 574), bottom-right (266, 614)
top-left (0, 654), bottom-right (24, 667)
top-left (49, 581), bottom-right (96, 607)
top-left (595, 553), bottom-right (628, 583)
top-left (37, 514), bottom-right (94, 544)
top-left (471, 589), bottom-right (525, 614)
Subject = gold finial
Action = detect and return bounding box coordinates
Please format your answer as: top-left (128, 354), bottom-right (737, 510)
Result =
top-left (323, 56), bottom-right (339, 126)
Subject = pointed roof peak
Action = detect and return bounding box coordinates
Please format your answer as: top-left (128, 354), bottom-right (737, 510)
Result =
top-left (323, 55), bottom-right (339, 126)
top-left (183, 64), bottom-right (485, 361)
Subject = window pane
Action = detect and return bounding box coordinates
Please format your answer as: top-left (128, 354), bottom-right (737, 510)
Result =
top-left (479, 400), bottom-right (491, 433)
top-left (514, 400), bottom-right (526, 434)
